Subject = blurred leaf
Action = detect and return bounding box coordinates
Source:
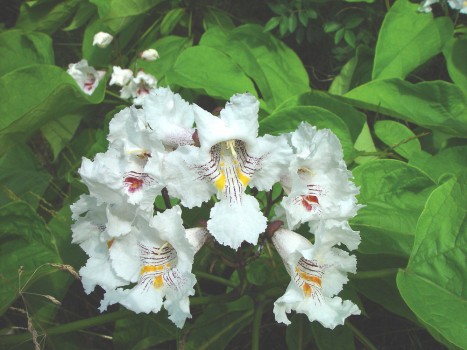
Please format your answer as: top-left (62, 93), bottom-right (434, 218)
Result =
top-left (344, 30), bottom-right (356, 48)
top-left (89, 0), bottom-right (162, 32)
top-left (351, 160), bottom-right (436, 256)
top-left (329, 45), bottom-right (373, 95)
top-left (372, 0), bottom-right (453, 80)
top-left (0, 201), bottom-right (61, 315)
top-left (397, 175), bottom-right (467, 349)
top-left (286, 314), bottom-right (313, 350)
top-left (276, 91), bottom-right (366, 143)
top-left (16, 0), bottom-right (80, 34)
top-left (374, 120), bottom-right (421, 159)
top-left (41, 113), bottom-right (82, 160)
top-left (200, 24), bottom-right (310, 110)
top-left (167, 46), bottom-right (257, 100)
top-left (185, 296), bottom-right (254, 350)
top-left (136, 36), bottom-right (192, 82)
top-left (443, 38), bottom-right (467, 95)
top-left (288, 14), bottom-right (297, 32)
top-left (298, 11), bottom-right (308, 26)
top-left (324, 21), bottom-right (341, 33)
top-left (409, 146), bottom-right (467, 183)
top-left (0, 143), bottom-right (51, 208)
top-left (0, 29), bottom-right (54, 77)
top-left (335, 28), bottom-right (345, 44)
top-left (0, 65), bottom-right (105, 140)
top-left (63, 1), bottom-right (96, 31)
top-left (311, 322), bottom-right (355, 350)
top-left (264, 17), bottom-right (280, 32)
top-left (113, 311), bottom-right (178, 350)
top-left (259, 106), bottom-right (355, 161)
top-left (160, 8), bottom-right (185, 36)
top-left (279, 16), bottom-right (288, 36)
top-left (344, 79), bottom-right (467, 138)
top-left (203, 8), bottom-right (234, 31)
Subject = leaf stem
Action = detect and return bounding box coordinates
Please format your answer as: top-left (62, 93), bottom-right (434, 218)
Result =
top-left (194, 271), bottom-right (238, 288)
top-left (346, 320), bottom-right (378, 350)
top-left (351, 268), bottom-right (398, 280)
top-left (251, 300), bottom-right (265, 350)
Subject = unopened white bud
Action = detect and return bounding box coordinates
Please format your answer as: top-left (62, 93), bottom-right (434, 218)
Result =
top-left (93, 32), bottom-right (113, 48)
top-left (140, 48), bottom-right (160, 61)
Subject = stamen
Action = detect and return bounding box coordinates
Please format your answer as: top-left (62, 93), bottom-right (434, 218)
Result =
top-left (226, 140), bottom-right (237, 159)
top-left (107, 239), bottom-right (115, 250)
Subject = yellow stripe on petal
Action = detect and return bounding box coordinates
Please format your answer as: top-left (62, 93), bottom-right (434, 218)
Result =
top-left (214, 170), bottom-right (226, 191)
top-left (153, 275), bottom-right (164, 288)
top-left (236, 168), bottom-right (250, 187)
top-left (140, 265), bottom-right (163, 274)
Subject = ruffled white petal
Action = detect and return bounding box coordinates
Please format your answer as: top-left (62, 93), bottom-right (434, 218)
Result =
top-left (309, 219), bottom-right (360, 251)
top-left (110, 66), bottom-right (133, 86)
top-left (208, 194), bottom-right (267, 249)
top-left (67, 59), bottom-right (104, 95)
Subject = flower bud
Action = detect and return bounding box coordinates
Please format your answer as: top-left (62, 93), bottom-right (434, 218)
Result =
top-left (93, 32), bottom-right (113, 48)
top-left (140, 48), bottom-right (160, 61)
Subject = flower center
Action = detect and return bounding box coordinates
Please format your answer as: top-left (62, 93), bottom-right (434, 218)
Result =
top-left (138, 243), bottom-right (177, 290)
top-left (123, 171), bottom-right (153, 193)
top-left (294, 257), bottom-right (324, 299)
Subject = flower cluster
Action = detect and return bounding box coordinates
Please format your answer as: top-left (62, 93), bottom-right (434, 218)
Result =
top-left (419, 0), bottom-right (467, 13)
top-left (71, 85), bottom-right (361, 329)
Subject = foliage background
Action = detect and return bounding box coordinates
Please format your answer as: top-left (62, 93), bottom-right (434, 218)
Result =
top-left (0, 0), bottom-right (466, 349)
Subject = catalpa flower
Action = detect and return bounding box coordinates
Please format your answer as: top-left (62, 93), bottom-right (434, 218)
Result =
top-left (143, 87), bottom-right (196, 149)
top-left (165, 93), bottom-right (292, 249)
top-left (67, 59), bottom-right (105, 95)
top-left (271, 228), bottom-right (360, 329)
top-left (121, 70), bottom-right (157, 105)
top-left (79, 107), bottom-right (165, 211)
top-left (100, 206), bottom-right (208, 328)
top-left (140, 48), bottom-right (160, 61)
top-left (71, 195), bottom-right (131, 293)
top-left (93, 32), bottom-right (113, 48)
top-left (110, 66), bottom-right (133, 87)
top-left (280, 123), bottom-right (360, 229)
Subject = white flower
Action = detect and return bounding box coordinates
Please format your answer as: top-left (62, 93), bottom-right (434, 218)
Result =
top-left (110, 66), bottom-right (133, 86)
top-left (79, 107), bottom-right (166, 211)
top-left (143, 87), bottom-right (196, 149)
top-left (70, 195), bottom-right (130, 294)
top-left (280, 123), bottom-right (360, 229)
top-left (100, 206), bottom-right (208, 328)
top-left (164, 93), bottom-right (292, 249)
top-left (67, 59), bottom-right (105, 95)
top-left (121, 71), bottom-right (157, 105)
top-left (309, 219), bottom-right (360, 252)
top-left (271, 228), bottom-right (360, 329)
top-left (448, 0), bottom-right (467, 13)
top-left (140, 48), bottom-right (160, 61)
top-left (93, 32), bottom-right (113, 48)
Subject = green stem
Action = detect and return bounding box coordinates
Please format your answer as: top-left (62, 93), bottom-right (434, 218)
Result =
top-left (351, 268), bottom-right (398, 280)
top-left (190, 291), bottom-right (238, 306)
top-left (346, 321), bottom-right (378, 350)
top-left (194, 271), bottom-right (238, 288)
top-left (251, 301), bottom-right (265, 350)
top-left (0, 310), bottom-right (132, 346)
top-left (105, 90), bottom-right (131, 105)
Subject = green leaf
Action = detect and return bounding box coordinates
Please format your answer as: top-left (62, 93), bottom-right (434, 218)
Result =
top-left (160, 8), bottom-right (185, 36)
top-left (200, 24), bottom-right (310, 110)
top-left (203, 8), bottom-right (234, 31)
top-left (397, 175), bottom-right (467, 349)
top-left (62, 1), bottom-right (96, 31)
top-left (329, 45), bottom-right (373, 95)
top-left (264, 17), bottom-right (280, 32)
top-left (89, 0), bottom-right (162, 32)
top-left (0, 65), bottom-right (105, 140)
top-left (351, 160), bottom-right (436, 256)
top-left (324, 21), bottom-right (341, 33)
top-left (353, 122), bottom-right (377, 165)
top-left (275, 90), bottom-right (366, 143)
top-left (286, 314), bottom-right (313, 350)
top-left (16, 0), bottom-right (81, 34)
top-left (113, 312), bottom-right (178, 350)
top-left (409, 146), bottom-right (467, 183)
top-left (0, 143), bottom-right (51, 208)
top-left (136, 36), bottom-right (192, 82)
top-left (335, 28), bottom-right (345, 44)
top-left (344, 79), bottom-right (467, 138)
top-left (443, 38), bottom-right (467, 95)
top-left (298, 11), bottom-right (308, 27)
top-left (259, 106), bottom-right (355, 161)
top-left (0, 29), bottom-right (54, 77)
top-left (0, 201), bottom-right (61, 315)
top-left (279, 16), bottom-right (288, 36)
top-left (288, 14), bottom-right (297, 32)
top-left (344, 30), bottom-right (356, 48)
top-left (41, 113), bottom-right (82, 160)
top-left (374, 120), bottom-right (421, 159)
top-left (372, 0), bottom-right (454, 80)
top-left (167, 45), bottom-right (257, 100)
top-left (185, 296), bottom-right (254, 350)
top-left (311, 323), bottom-right (355, 350)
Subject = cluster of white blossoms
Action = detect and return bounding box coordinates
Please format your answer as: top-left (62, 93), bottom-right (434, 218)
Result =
top-left (419, 0), bottom-right (467, 13)
top-left (71, 86), bottom-right (361, 329)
